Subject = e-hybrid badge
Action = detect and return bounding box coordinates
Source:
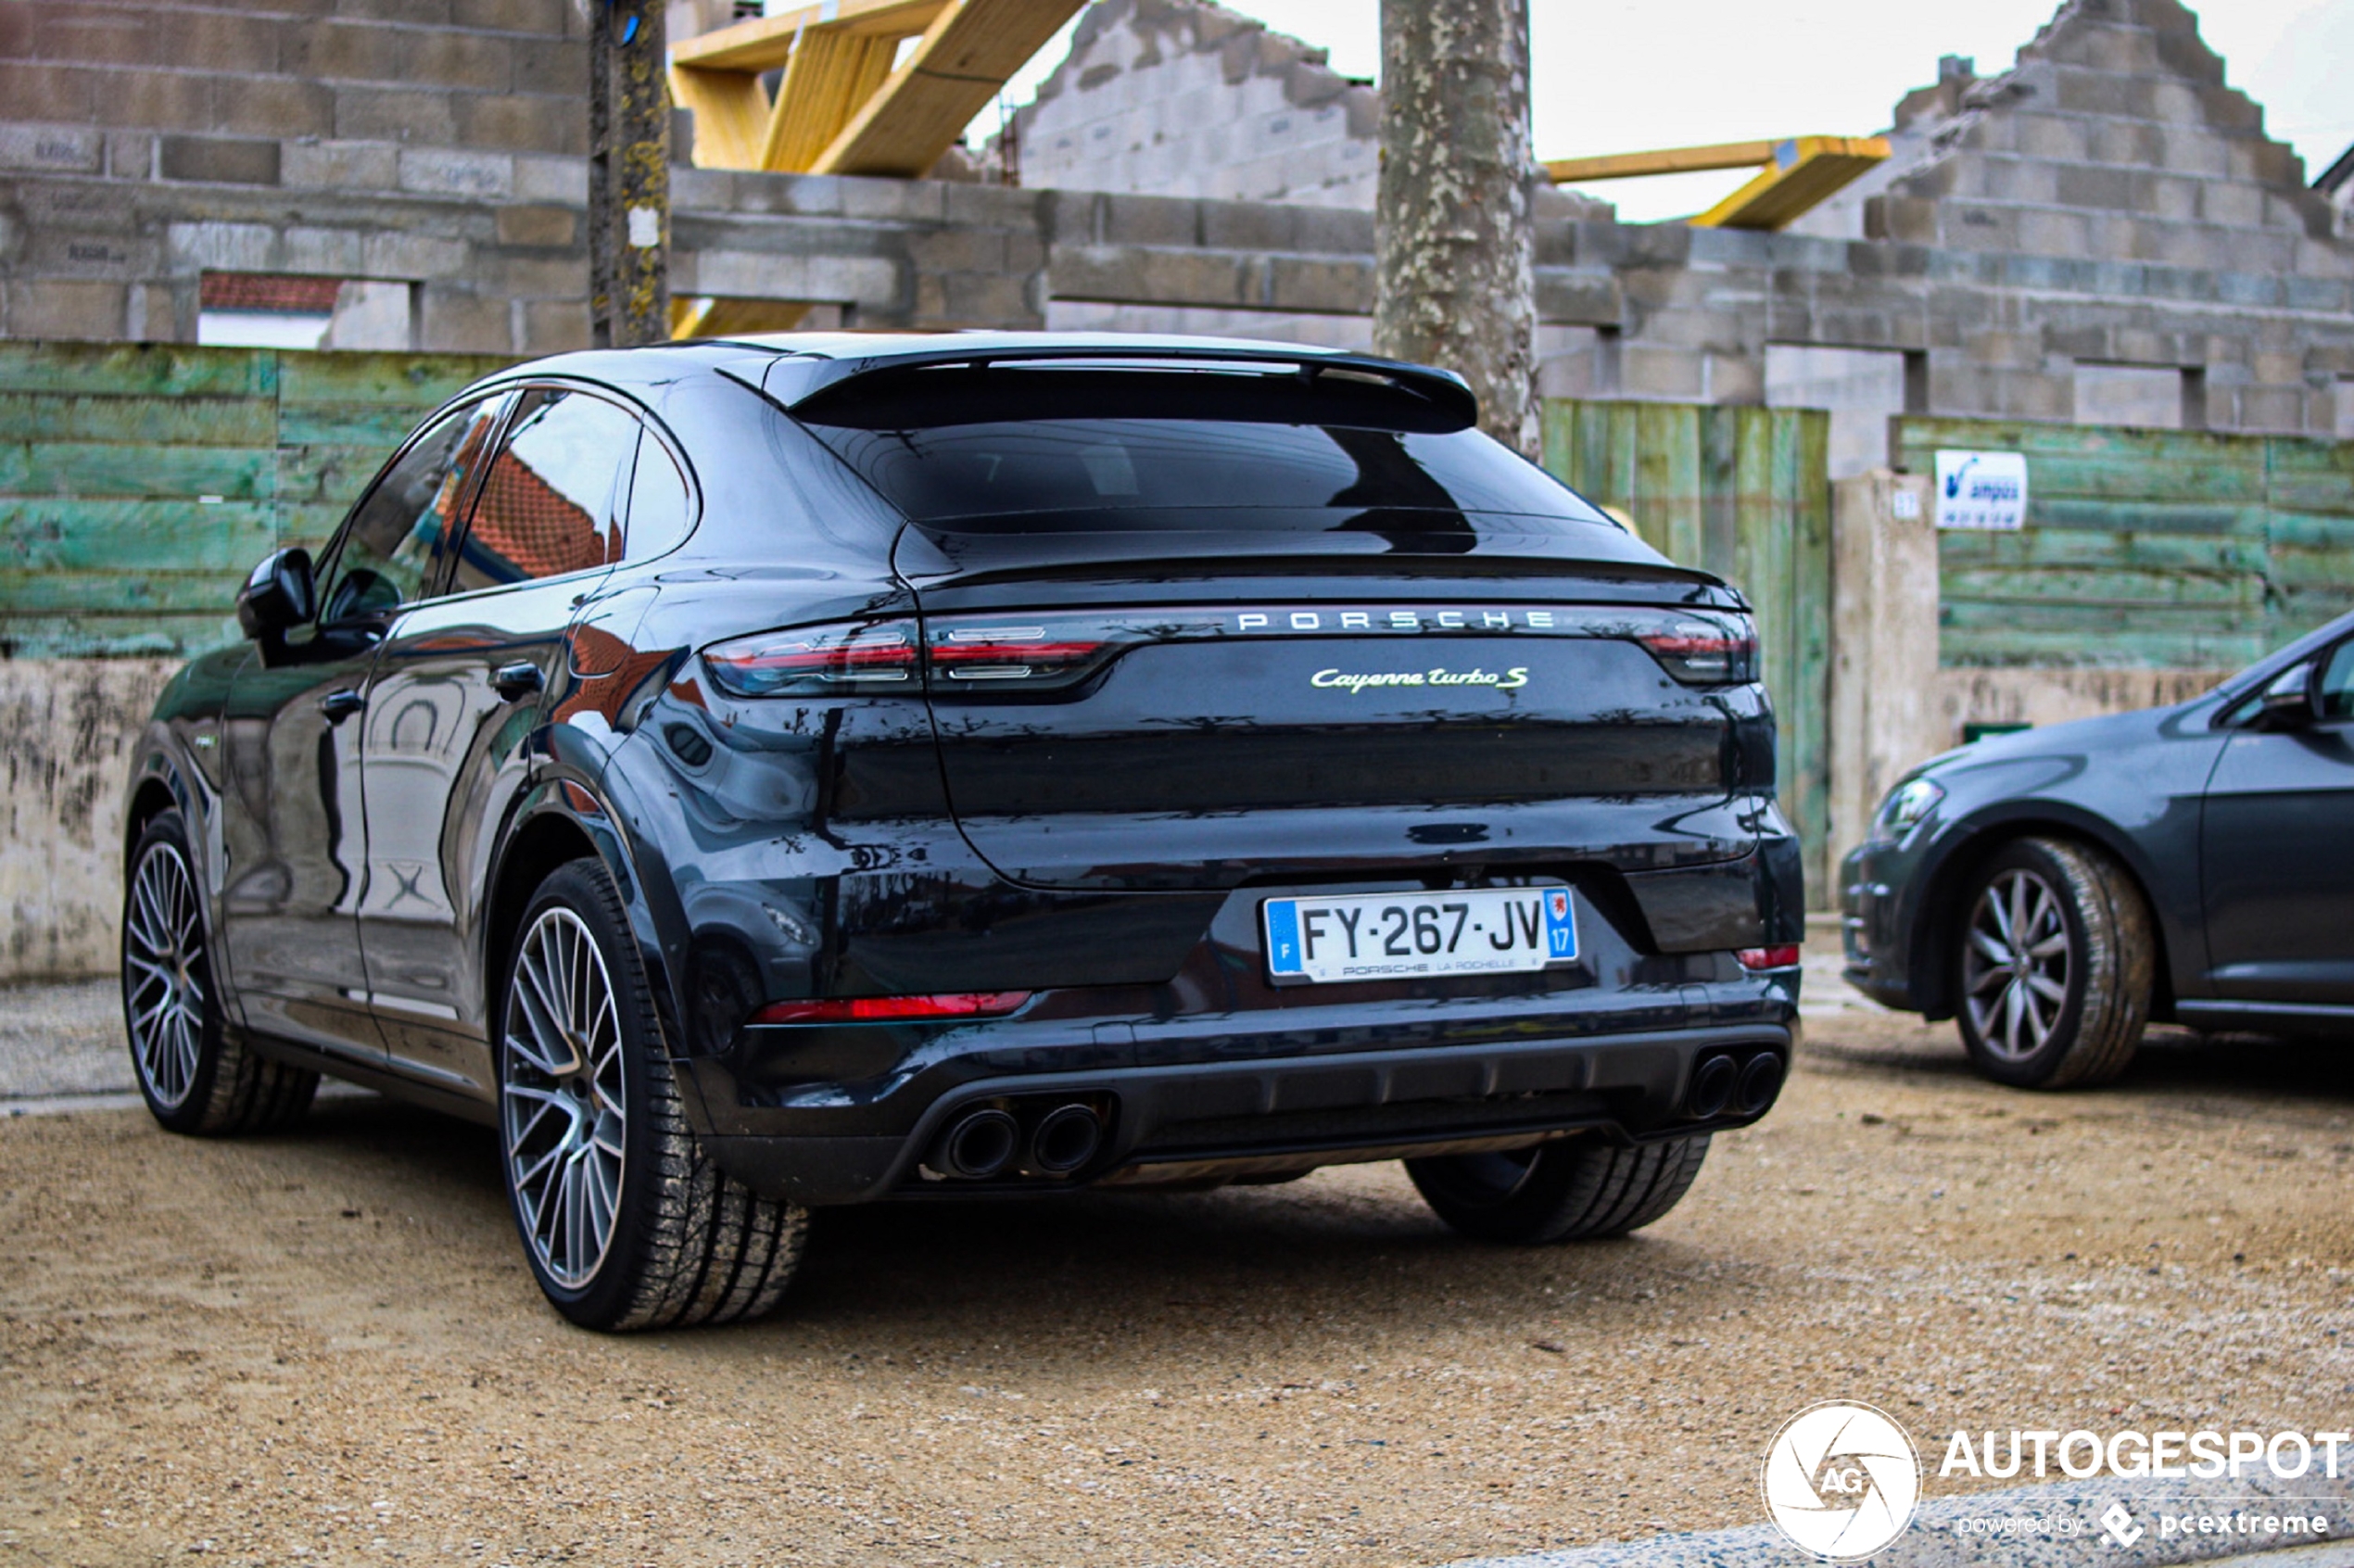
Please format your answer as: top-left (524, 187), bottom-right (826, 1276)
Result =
top-left (1263, 888), bottom-right (1577, 984)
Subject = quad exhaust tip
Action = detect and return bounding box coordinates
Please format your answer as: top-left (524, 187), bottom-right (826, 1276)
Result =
top-left (1686, 1054), bottom-right (1738, 1119)
top-left (933, 1107), bottom-right (1020, 1180)
top-left (1735, 1052), bottom-right (1783, 1116)
top-left (1029, 1104), bottom-right (1103, 1175)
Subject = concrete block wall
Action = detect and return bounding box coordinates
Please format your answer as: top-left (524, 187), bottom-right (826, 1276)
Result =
top-left (1013, 0), bottom-right (1381, 209)
top-left (1792, 0), bottom-right (2351, 436)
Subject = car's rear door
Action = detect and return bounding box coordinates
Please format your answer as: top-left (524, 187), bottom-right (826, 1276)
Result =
top-left (355, 385), bottom-right (639, 1091)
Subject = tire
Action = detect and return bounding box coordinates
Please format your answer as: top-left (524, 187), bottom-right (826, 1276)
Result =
top-left (497, 857), bottom-right (808, 1332)
top-left (1952, 836), bottom-right (2153, 1089)
top-left (1407, 1134), bottom-right (1711, 1244)
top-left (120, 809), bottom-right (317, 1135)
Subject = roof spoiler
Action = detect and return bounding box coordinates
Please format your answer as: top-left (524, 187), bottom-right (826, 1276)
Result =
top-left (729, 343), bottom-right (1481, 427)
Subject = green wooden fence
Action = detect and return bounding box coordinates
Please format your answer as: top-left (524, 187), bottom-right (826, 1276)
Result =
top-left (1894, 417), bottom-right (2354, 669)
top-left (1541, 399), bottom-right (1834, 899)
top-left (0, 341), bottom-right (512, 659)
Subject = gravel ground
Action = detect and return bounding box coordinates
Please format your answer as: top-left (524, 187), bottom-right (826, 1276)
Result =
top-left (4, 964), bottom-right (2353, 1567)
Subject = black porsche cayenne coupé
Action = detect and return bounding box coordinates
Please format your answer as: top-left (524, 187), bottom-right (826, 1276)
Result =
top-left (121, 334), bottom-right (1802, 1329)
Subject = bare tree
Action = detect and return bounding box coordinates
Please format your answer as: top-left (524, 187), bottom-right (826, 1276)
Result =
top-left (1373, 0), bottom-right (1538, 456)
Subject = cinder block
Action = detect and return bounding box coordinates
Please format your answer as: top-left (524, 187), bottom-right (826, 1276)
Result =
top-left (2196, 181), bottom-right (2261, 227)
top-left (159, 134), bottom-right (281, 185)
top-left (494, 204), bottom-right (576, 247)
top-left (517, 297), bottom-right (589, 353)
top-left (0, 125), bottom-right (101, 173)
top-left (666, 166), bottom-right (737, 212)
top-left (0, 63), bottom-right (97, 123)
top-left (512, 153), bottom-right (588, 205)
top-left (1264, 254), bottom-right (1372, 314)
top-left (452, 90), bottom-right (582, 155)
top-left (2157, 126), bottom-right (2228, 178)
top-left (2011, 113), bottom-right (2090, 163)
top-left (397, 146), bottom-right (513, 198)
top-left (833, 176), bottom-right (943, 221)
top-left (92, 67), bottom-right (215, 130)
top-left (284, 225), bottom-right (367, 273)
top-left (334, 86), bottom-right (461, 145)
top-left (2234, 385), bottom-right (2305, 434)
top-left (125, 281), bottom-right (188, 343)
top-left (508, 36), bottom-right (585, 91)
top-left (361, 230), bottom-right (471, 279)
top-left (918, 270), bottom-right (1038, 328)
top-left (2055, 68), bottom-right (2154, 119)
top-left (2055, 163), bottom-right (2135, 211)
top-left (103, 131), bottom-right (154, 178)
top-left (943, 181), bottom-right (1045, 230)
top-left (6, 278), bottom-right (126, 339)
top-left (455, 0), bottom-right (566, 33)
top-left (1619, 345), bottom-right (1704, 399)
top-left (282, 138), bottom-right (400, 190)
top-left (166, 219), bottom-right (281, 270)
top-left (900, 225), bottom-right (1007, 275)
top-left (153, 8), bottom-right (289, 74)
top-left (419, 285), bottom-right (513, 352)
top-left (480, 250), bottom-right (583, 297)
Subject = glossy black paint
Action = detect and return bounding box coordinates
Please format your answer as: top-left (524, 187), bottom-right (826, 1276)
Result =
top-left (1841, 610), bottom-right (2354, 1033)
top-left (126, 333), bottom-right (1803, 1200)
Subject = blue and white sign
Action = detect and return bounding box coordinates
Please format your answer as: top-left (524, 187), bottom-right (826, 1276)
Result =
top-left (1934, 449), bottom-right (2029, 531)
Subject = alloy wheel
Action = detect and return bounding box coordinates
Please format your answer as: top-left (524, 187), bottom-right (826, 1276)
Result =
top-left (1961, 867), bottom-right (2073, 1061)
top-left (501, 907), bottom-right (628, 1290)
top-left (122, 841), bottom-right (206, 1110)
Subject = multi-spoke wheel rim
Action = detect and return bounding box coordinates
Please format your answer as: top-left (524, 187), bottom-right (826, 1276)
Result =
top-left (123, 841), bottom-right (207, 1110)
top-left (1961, 868), bottom-right (2073, 1061)
top-left (501, 908), bottom-right (626, 1290)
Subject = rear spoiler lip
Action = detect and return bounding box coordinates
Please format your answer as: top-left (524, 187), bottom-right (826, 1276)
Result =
top-left (735, 343), bottom-right (1481, 426)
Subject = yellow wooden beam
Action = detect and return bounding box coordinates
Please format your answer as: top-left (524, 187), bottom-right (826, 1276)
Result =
top-left (811, 0), bottom-right (1085, 178)
top-left (1690, 136), bottom-right (1890, 230)
top-left (761, 28), bottom-right (903, 172)
top-left (669, 64), bottom-right (771, 171)
top-left (1542, 135), bottom-right (1890, 231)
top-left (1541, 140), bottom-right (1786, 183)
top-left (671, 296), bottom-right (816, 339)
top-left (670, 0), bottom-right (948, 72)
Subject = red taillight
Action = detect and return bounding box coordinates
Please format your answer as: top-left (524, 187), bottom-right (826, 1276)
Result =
top-left (1737, 945), bottom-right (1803, 971)
top-left (929, 626), bottom-right (1109, 683)
top-left (1634, 614), bottom-right (1758, 685)
top-left (746, 991), bottom-right (1031, 1025)
top-left (702, 623), bottom-right (919, 697)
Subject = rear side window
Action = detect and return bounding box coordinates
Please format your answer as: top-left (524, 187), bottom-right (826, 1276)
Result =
top-left (795, 365), bottom-right (1613, 531)
top-left (622, 432), bottom-right (694, 562)
top-left (450, 387), bottom-right (639, 593)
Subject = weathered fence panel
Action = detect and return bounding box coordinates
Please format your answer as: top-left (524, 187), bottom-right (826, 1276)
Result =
top-left (1893, 417), bottom-right (2354, 668)
top-left (1542, 399), bottom-right (1834, 903)
top-left (0, 342), bottom-right (510, 659)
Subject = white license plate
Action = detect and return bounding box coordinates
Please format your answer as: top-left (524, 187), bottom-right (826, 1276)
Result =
top-left (1262, 887), bottom-right (1577, 984)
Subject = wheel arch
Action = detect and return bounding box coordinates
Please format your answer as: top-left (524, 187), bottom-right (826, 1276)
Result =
top-left (1906, 806), bottom-right (2174, 1022)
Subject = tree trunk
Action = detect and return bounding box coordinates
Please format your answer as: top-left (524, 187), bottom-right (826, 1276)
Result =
top-left (588, 0), bottom-right (672, 348)
top-left (1373, 0), bottom-right (1538, 456)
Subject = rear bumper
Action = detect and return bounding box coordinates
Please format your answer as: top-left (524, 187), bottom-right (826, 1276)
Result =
top-left (685, 1006), bottom-right (1794, 1206)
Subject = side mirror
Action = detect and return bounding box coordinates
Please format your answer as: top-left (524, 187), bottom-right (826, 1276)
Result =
top-left (236, 547), bottom-right (315, 646)
top-left (2256, 662), bottom-right (2317, 729)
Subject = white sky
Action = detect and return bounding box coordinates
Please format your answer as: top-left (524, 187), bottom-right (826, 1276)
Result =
top-left (959, 0), bottom-right (2354, 222)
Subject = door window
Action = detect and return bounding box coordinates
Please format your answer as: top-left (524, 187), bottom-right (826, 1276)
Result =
top-left (315, 396), bottom-right (508, 628)
top-left (2322, 640), bottom-right (2354, 722)
top-left (622, 433), bottom-right (694, 562)
top-left (449, 387), bottom-right (639, 594)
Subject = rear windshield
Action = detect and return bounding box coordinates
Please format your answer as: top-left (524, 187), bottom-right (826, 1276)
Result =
top-left (793, 365), bottom-right (1617, 532)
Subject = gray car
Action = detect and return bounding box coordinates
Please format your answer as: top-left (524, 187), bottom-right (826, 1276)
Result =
top-left (1841, 611), bottom-right (2354, 1087)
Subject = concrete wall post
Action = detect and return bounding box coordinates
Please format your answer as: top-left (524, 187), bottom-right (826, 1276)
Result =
top-left (1828, 470), bottom-right (1943, 885)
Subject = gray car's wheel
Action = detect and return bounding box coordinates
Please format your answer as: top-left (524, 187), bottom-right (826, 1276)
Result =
top-left (498, 857), bottom-right (807, 1332)
top-left (121, 809), bottom-right (317, 1135)
top-left (1953, 836), bottom-right (2152, 1089)
top-left (1407, 1133), bottom-right (1710, 1244)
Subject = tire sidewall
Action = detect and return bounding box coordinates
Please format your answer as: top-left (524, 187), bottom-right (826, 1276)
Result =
top-left (122, 810), bottom-right (228, 1133)
top-left (496, 860), bottom-right (665, 1328)
top-left (1953, 840), bottom-right (2095, 1087)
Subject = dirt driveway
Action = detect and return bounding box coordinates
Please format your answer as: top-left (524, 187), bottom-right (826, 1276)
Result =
top-left (5, 998), bottom-right (2354, 1567)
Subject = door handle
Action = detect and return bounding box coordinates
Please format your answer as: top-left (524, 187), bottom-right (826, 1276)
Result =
top-left (321, 689), bottom-right (365, 723)
top-left (493, 662), bottom-right (546, 701)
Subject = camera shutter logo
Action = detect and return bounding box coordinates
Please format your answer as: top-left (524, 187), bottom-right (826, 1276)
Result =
top-left (1761, 1401), bottom-right (1922, 1560)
